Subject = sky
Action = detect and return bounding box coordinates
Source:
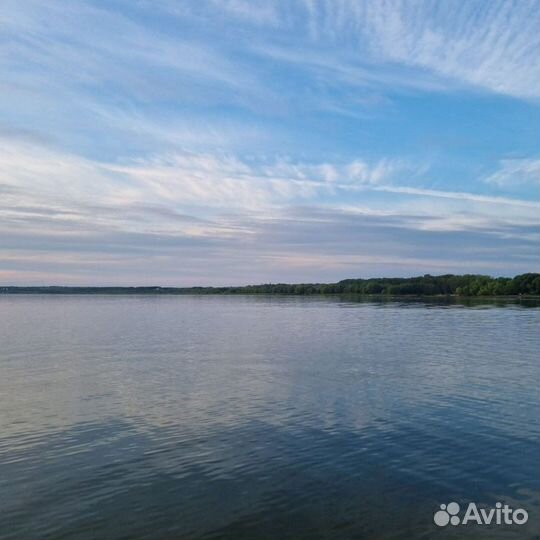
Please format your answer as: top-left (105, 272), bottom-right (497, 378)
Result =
top-left (1, 0), bottom-right (539, 286)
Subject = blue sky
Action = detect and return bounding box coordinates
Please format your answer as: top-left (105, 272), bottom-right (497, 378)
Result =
top-left (1, 0), bottom-right (539, 285)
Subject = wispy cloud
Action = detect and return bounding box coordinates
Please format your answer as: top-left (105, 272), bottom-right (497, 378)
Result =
top-left (332, 0), bottom-right (540, 100)
top-left (1, 138), bottom-right (538, 284)
top-left (287, 0), bottom-right (540, 99)
top-left (1, 0), bottom-right (257, 94)
top-left (0, 138), bottom-right (415, 216)
top-left (371, 185), bottom-right (540, 209)
top-left (171, 0), bottom-right (540, 100)
top-left (485, 158), bottom-right (540, 187)
top-left (1, 1), bottom-right (538, 284)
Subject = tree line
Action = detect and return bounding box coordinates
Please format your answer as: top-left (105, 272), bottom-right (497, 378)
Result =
top-left (2, 273), bottom-right (539, 296)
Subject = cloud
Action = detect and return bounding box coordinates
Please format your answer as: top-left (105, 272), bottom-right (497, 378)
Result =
top-left (1, 1), bottom-right (538, 284)
top-left (2, 0), bottom-right (537, 169)
top-left (371, 185), bottom-right (540, 209)
top-left (275, 0), bottom-right (540, 99)
top-left (351, 0), bottom-right (540, 100)
top-left (0, 1), bottom-right (256, 95)
top-left (163, 0), bottom-right (540, 100)
top-left (2, 205), bottom-right (538, 286)
top-left (2, 138), bottom-right (537, 225)
top-left (0, 0), bottom-right (279, 159)
top-left (0, 138), bottom-right (412, 219)
top-left (485, 158), bottom-right (540, 187)
top-left (1, 139), bottom-right (538, 285)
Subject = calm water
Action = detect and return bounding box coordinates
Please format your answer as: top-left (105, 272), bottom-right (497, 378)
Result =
top-left (0, 295), bottom-right (539, 540)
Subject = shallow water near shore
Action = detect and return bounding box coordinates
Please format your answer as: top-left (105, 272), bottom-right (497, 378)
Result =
top-left (1, 295), bottom-right (539, 540)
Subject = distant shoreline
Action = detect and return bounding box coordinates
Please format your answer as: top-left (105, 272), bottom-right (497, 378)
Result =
top-left (1, 273), bottom-right (539, 297)
top-left (1, 292), bottom-right (539, 301)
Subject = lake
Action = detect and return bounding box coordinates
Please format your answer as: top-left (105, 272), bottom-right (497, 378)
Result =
top-left (0, 295), bottom-right (539, 540)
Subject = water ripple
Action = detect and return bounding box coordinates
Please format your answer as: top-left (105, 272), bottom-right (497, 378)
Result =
top-left (0, 295), bottom-right (539, 539)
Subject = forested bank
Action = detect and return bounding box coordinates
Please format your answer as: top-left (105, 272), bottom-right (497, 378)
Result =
top-left (2, 273), bottom-right (539, 296)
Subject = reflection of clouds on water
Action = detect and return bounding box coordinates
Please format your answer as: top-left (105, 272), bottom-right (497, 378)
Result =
top-left (0, 295), bottom-right (539, 539)
top-left (1, 296), bottom-right (539, 440)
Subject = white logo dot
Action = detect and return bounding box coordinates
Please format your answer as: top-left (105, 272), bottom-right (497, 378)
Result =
top-left (434, 510), bottom-right (450, 527)
top-left (447, 502), bottom-right (460, 515)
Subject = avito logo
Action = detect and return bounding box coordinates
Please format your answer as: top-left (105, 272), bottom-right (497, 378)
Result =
top-left (434, 502), bottom-right (528, 527)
